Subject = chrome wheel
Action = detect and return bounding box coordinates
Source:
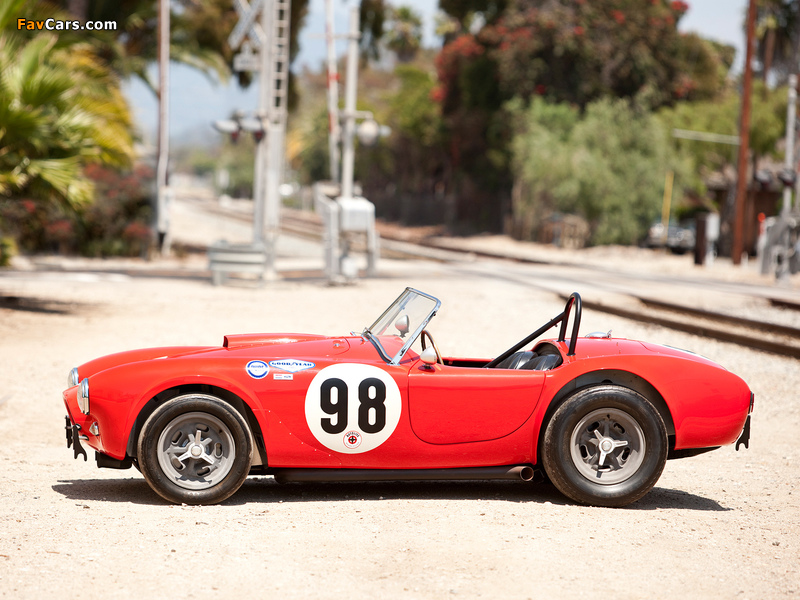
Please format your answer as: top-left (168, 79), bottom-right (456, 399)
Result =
top-left (569, 408), bottom-right (645, 485)
top-left (138, 394), bottom-right (253, 504)
top-left (542, 385), bottom-right (667, 507)
top-left (156, 412), bottom-right (236, 490)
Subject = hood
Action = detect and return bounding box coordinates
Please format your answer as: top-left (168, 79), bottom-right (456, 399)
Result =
top-left (75, 345), bottom-right (214, 383)
top-left (223, 333), bottom-right (328, 349)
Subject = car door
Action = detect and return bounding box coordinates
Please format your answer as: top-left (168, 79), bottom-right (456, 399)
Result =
top-left (407, 360), bottom-right (546, 444)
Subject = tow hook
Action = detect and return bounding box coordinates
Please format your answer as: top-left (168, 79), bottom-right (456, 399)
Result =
top-left (65, 416), bottom-right (87, 461)
top-left (735, 415), bottom-right (751, 451)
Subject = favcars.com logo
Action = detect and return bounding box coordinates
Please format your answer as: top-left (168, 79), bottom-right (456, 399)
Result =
top-left (17, 18), bottom-right (117, 31)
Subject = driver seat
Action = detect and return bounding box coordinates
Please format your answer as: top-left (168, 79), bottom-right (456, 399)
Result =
top-left (520, 354), bottom-right (561, 371)
top-left (495, 351), bottom-right (537, 369)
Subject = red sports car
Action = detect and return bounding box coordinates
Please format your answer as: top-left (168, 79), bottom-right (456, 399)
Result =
top-left (63, 288), bottom-right (752, 507)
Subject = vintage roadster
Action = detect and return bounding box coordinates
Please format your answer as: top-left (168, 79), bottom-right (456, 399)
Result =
top-left (64, 288), bottom-right (752, 507)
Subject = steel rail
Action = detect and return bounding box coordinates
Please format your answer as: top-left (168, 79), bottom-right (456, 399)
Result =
top-left (201, 202), bottom-right (800, 357)
top-left (568, 296), bottom-right (800, 359)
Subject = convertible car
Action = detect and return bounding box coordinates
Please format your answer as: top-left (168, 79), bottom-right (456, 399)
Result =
top-left (63, 289), bottom-right (753, 507)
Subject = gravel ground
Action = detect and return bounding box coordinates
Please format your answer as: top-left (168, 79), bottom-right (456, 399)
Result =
top-left (1, 197), bottom-right (799, 599)
top-left (0, 251), bottom-right (798, 600)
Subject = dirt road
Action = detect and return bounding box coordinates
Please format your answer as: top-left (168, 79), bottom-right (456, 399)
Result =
top-left (1, 247), bottom-right (798, 599)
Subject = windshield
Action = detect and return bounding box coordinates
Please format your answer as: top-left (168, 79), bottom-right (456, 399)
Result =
top-left (365, 288), bottom-right (440, 364)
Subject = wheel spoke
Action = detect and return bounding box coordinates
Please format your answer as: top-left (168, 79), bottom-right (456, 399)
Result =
top-left (570, 407), bottom-right (647, 486)
top-left (155, 410), bottom-right (238, 491)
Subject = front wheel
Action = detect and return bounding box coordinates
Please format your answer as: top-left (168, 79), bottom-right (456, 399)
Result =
top-left (137, 394), bottom-right (253, 505)
top-left (542, 385), bottom-right (667, 507)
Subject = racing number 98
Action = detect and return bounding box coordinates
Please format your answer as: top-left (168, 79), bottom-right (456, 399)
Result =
top-left (320, 377), bottom-right (386, 434)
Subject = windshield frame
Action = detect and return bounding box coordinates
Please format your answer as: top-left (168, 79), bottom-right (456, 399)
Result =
top-left (363, 288), bottom-right (441, 365)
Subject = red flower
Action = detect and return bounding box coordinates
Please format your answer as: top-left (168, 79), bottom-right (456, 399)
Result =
top-left (122, 222), bottom-right (151, 241)
top-left (611, 10), bottom-right (626, 25)
top-left (574, 25), bottom-right (585, 36)
top-left (671, 1), bottom-right (689, 14)
top-left (430, 86), bottom-right (446, 103)
top-left (45, 219), bottom-right (73, 242)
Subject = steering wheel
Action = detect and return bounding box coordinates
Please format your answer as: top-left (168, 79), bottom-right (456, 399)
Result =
top-left (420, 329), bottom-right (443, 365)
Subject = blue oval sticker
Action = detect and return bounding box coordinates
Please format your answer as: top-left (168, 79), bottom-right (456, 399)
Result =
top-left (246, 360), bottom-right (270, 379)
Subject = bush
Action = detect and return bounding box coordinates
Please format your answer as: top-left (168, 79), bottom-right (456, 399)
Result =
top-left (0, 164), bottom-right (153, 257)
top-left (0, 237), bottom-right (16, 266)
top-left (509, 96), bottom-right (695, 246)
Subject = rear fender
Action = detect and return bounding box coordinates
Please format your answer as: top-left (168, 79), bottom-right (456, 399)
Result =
top-left (532, 369), bottom-right (675, 464)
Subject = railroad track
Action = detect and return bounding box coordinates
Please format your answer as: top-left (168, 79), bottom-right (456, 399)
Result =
top-left (198, 201), bottom-right (800, 358)
top-left (281, 208), bottom-right (800, 358)
top-left (569, 295), bottom-right (800, 359)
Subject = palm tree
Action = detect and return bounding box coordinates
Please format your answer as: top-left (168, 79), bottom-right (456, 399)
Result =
top-left (0, 0), bottom-right (134, 209)
top-left (755, 0), bottom-right (800, 85)
top-left (386, 5), bottom-right (423, 63)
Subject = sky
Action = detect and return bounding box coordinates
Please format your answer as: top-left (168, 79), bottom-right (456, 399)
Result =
top-left (123, 0), bottom-right (750, 145)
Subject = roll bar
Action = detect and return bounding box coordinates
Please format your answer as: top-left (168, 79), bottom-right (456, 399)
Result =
top-left (484, 292), bottom-right (582, 368)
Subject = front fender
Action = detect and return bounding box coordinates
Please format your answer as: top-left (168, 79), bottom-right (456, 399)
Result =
top-left (86, 357), bottom-right (266, 459)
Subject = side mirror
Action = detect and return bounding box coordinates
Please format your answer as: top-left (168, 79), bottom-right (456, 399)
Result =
top-left (394, 314), bottom-right (410, 336)
top-left (419, 346), bottom-right (438, 366)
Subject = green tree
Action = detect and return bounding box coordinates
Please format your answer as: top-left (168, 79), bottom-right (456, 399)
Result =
top-left (658, 80), bottom-right (788, 174)
top-left (49, 0), bottom-right (309, 107)
top-left (509, 97), bottom-right (695, 246)
top-left (437, 0), bottom-right (731, 113)
top-left (430, 0), bottom-right (734, 233)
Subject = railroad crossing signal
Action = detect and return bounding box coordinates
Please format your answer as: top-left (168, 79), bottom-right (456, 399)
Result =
top-left (211, 0), bottom-right (291, 283)
top-left (229, 0), bottom-right (265, 50)
top-left (233, 41), bottom-right (261, 72)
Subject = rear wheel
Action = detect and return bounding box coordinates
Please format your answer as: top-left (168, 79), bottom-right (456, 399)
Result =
top-left (137, 394), bottom-right (253, 505)
top-left (542, 385), bottom-right (667, 507)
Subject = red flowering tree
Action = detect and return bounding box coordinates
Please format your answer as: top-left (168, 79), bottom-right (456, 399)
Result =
top-left (430, 0), bottom-right (732, 230)
top-left (437, 0), bottom-right (727, 112)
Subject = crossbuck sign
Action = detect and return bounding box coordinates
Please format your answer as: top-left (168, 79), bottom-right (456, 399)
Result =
top-left (228, 0), bottom-right (265, 50)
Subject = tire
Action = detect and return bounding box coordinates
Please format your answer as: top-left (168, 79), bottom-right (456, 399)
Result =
top-left (542, 385), bottom-right (667, 507)
top-left (137, 394), bottom-right (253, 505)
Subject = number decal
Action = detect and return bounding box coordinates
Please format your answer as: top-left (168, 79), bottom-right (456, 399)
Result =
top-left (358, 377), bottom-right (386, 434)
top-left (305, 364), bottom-right (401, 454)
top-left (320, 377), bottom-right (348, 434)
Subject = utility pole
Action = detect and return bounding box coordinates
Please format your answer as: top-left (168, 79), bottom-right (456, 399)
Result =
top-left (156, 0), bottom-right (171, 255)
top-left (732, 0), bottom-right (757, 266)
top-left (340, 7), bottom-right (360, 200)
top-left (783, 75), bottom-right (797, 217)
top-left (325, 0), bottom-right (341, 183)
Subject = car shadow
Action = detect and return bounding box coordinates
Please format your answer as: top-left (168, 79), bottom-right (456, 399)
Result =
top-left (52, 477), bottom-right (730, 511)
top-left (0, 294), bottom-right (79, 314)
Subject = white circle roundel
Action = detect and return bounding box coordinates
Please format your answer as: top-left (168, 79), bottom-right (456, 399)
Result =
top-left (304, 363), bottom-right (401, 454)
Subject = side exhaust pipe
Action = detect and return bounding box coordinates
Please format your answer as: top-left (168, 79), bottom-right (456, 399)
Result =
top-left (274, 465), bottom-right (536, 484)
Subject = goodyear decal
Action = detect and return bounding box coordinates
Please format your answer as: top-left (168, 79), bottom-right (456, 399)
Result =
top-left (268, 359), bottom-right (315, 373)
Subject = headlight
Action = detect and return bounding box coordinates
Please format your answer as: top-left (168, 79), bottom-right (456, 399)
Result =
top-left (78, 379), bottom-right (90, 414)
top-left (68, 367), bottom-right (80, 388)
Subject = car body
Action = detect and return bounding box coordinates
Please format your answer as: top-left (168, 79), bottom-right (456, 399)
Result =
top-left (63, 288), bottom-right (753, 507)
